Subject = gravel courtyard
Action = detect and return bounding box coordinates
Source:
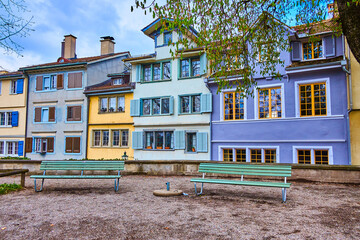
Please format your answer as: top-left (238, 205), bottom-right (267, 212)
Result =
top-left (0, 175), bottom-right (359, 240)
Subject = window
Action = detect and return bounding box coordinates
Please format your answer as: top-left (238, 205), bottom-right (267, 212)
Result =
top-left (299, 82), bottom-right (327, 117)
top-left (144, 131), bottom-right (173, 150)
top-left (35, 75), bottom-right (58, 91)
top-left (102, 131), bottom-right (109, 146)
top-left (0, 112), bottom-right (13, 126)
top-left (67, 106), bottom-right (81, 121)
top-left (142, 62), bottom-right (171, 82)
top-left (34, 107), bottom-right (55, 123)
top-left (223, 149), bottom-right (233, 161)
top-left (314, 150), bottom-right (329, 164)
top-left (264, 149), bottom-right (276, 163)
top-left (303, 40), bottom-right (323, 60)
top-left (111, 130), bottom-right (129, 147)
top-left (93, 131), bottom-right (101, 146)
top-left (236, 149), bottom-right (246, 162)
top-left (180, 95), bottom-right (201, 114)
top-left (34, 137), bottom-right (54, 153)
top-left (186, 132), bottom-right (197, 152)
top-left (142, 97), bottom-right (170, 116)
top-left (295, 147), bottom-right (331, 165)
top-left (6, 142), bottom-right (18, 156)
top-left (43, 76), bottom-right (56, 90)
top-left (10, 80), bottom-right (17, 94)
top-left (0, 141), bottom-right (4, 155)
top-left (99, 96), bottom-right (125, 113)
top-left (180, 58), bottom-right (201, 78)
top-left (164, 32), bottom-right (172, 45)
top-left (298, 149), bottom-right (311, 164)
top-left (224, 92), bottom-right (244, 120)
top-left (250, 149), bottom-right (262, 163)
top-left (113, 78), bottom-right (123, 85)
top-left (67, 72), bottom-right (82, 89)
top-left (258, 87), bottom-right (282, 119)
top-left (65, 137), bottom-right (81, 153)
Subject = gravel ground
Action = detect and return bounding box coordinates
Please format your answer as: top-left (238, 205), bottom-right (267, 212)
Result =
top-left (0, 175), bottom-right (359, 240)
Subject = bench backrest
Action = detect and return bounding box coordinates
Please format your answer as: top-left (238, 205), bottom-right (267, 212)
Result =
top-left (198, 163), bottom-right (292, 177)
top-left (40, 161), bottom-right (125, 171)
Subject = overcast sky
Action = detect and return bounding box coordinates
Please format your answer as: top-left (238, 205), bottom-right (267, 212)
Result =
top-left (0, 0), bottom-right (158, 72)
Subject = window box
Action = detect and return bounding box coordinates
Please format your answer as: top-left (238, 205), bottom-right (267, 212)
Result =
top-left (109, 107), bottom-right (115, 112)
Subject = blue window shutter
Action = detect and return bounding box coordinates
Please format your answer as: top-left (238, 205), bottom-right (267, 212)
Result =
top-left (197, 132), bottom-right (208, 152)
top-left (12, 111), bottom-right (19, 127)
top-left (174, 131), bottom-right (185, 149)
top-left (201, 93), bottom-right (212, 113)
top-left (16, 79), bottom-right (24, 94)
top-left (130, 99), bottom-right (140, 116)
top-left (200, 53), bottom-right (207, 75)
top-left (169, 96), bottom-right (174, 115)
top-left (324, 36), bottom-right (335, 57)
top-left (291, 42), bottom-right (301, 61)
top-left (132, 131), bottom-right (143, 149)
top-left (136, 65), bottom-right (142, 83)
top-left (18, 141), bottom-right (24, 156)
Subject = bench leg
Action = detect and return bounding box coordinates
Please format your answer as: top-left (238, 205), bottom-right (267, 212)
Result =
top-left (282, 188), bottom-right (287, 203)
top-left (114, 178), bottom-right (120, 192)
top-left (34, 178), bottom-right (45, 192)
top-left (194, 183), bottom-right (204, 195)
top-left (21, 172), bottom-right (25, 188)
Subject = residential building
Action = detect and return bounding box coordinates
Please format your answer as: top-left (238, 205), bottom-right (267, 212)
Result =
top-left (0, 72), bottom-right (28, 157)
top-left (20, 35), bottom-right (130, 160)
top-left (207, 20), bottom-right (350, 165)
top-left (84, 71), bottom-right (135, 159)
top-left (125, 19), bottom-right (212, 160)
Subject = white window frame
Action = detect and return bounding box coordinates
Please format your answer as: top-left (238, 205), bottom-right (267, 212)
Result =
top-left (220, 88), bottom-right (248, 121)
top-left (294, 78), bottom-right (331, 118)
top-left (292, 146), bottom-right (333, 164)
top-left (10, 80), bottom-right (17, 94)
top-left (34, 138), bottom-right (48, 153)
top-left (0, 111), bottom-right (13, 127)
top-left (254, 83), bottom-right (285, 120)
top-left (179, 94), bottom-right (201, 114)
top-left (218, 145), bottom-right (280, 163)
top-left (0, 141), bottom-right (5, 156)
top-left (4, 141), bottom-right (19, 156)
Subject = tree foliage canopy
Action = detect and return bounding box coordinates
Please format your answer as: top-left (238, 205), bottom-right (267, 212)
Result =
top-left (133, 0), bottom-right (360, 94)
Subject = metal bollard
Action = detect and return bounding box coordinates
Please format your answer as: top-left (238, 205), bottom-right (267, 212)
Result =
top-left (166, 182), bottom-right (170, 191)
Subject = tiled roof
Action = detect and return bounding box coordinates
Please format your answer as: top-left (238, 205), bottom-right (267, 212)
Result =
top-left (292, 19), bottom-right (338, 35)
top-left (0, 71), bottom-right (23, 78)
top-left (286, 56), bottom-right (343, 69)
top-left (84, 72), bottom-right (134, 94)
top-left (20, 52), bottom-right (130, 70)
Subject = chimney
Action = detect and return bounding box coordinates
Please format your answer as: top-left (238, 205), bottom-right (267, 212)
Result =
top-left (63, 34), bottom-right (77, 59)
top-left (100, 36), bottom-right (115, 55)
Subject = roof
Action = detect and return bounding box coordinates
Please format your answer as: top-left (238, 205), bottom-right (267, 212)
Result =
top-left (123, 53), bottom-right (156, 62)
top-left (286, 56), bottom-right (343, 69)
top-left (292, 19), bottom-right (338, 36)
top-left (0, 71), bottom-right (24, 79)
top-left (19, 51), bottom-right (131, 71)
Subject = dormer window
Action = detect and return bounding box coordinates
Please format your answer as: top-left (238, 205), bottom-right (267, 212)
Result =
top-left (164, 32), bottom-right (172, 45)
top-left (113, 78), bottom-right (122, 85)
top-left (303, 40), bottom-right (323, 60)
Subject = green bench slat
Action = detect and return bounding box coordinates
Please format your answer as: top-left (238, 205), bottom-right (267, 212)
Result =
top-left (39, 161), bottom-right (124, 171)
top-left (31, 175), bottom-right (121, 179)
top-left (199, 164), bottom-right (291, 169)
top-left (40, 167), bottom-right (124, 170)
top-left (190, 178), bottom-right (291, 188)
top-left (200, 170), bottom-right (291, 177)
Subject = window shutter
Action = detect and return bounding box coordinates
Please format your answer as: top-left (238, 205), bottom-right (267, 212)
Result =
top-left (57, 74), bottom-right (64, 89)
top-left (16, 79), bottom-right (24, 94)
top-left (65, 137), bottom-right (73, 153)
top-left (201, 93), bottom-right (212, 113)
top-left (132, 131), bottom-right (143, 149)
top-left (74, 106), bottom-right (82, 121)
top-left (324, 36), bottom-right (335, 57)
top-left (197, 132), bottom-right (208, 152)
top-left (18, 141), bottom-right (24, 156)
top-left (74, 72), bottom-right (83, 88)
top-left (177, 59), bottom-right (181, 78)
top-left (36, 76), bottom-right (43, 91)
top-left (68, 73), bottom-right (75, 88)
top-left (291, 42), bottom-right (301, 61)
top-left (67, 106), bottom-right (72, 121)
top-left (11, 111), bottom-right (19, 127)
top-left (73, 137), bottom-right (80, 153)
top-left (130, 99), bottom-right (140, 116)
top-left (47, 137), bottom-right (54, 153)
top-left (34, 107), bottom-right (42, 122)
top-left (174, 131), bottom-right (185, 149)
top-left (48, 107), bottom-right (55, 122)
top-left (169, 96), bottom-right (174, 115)
top-left (25, 138), bottom-right (33, 153)
top-left (136, 65), bottom-right (142, 82)
top-left (200, 53), bottom-right (207, 75)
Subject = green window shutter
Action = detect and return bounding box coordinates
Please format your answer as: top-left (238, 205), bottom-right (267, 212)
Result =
top-left (200, 53), bottom-right (207, 75)
top-left (174, 131), bottom-right (185, 149)
top-left (130, 99), bottom-right (140, 116)
top-left (197, 132), bottom-right (208, 152)
top-left (177, 59), bottom-right (181, 79)
top-left (169, 96), bottom-right (174, 115)
top-left (136, 65), bottom-right (142, 82)
top-left (201, 93), bottom-right (212, 113)
top-left (132, 131), bottom-right (143, 149)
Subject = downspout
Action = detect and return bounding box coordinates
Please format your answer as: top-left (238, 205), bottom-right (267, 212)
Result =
top-left (84, 94), bottom-right (90, 159)
top-left (204, 77), bottom-right (212, 161)
top-left (341, 35), bottom-right (352, 165)
top-left (22, 70), bottom-right (30, 159)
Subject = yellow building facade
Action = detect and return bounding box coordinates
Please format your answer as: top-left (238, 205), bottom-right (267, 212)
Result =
top-left (85, 73), bottom-right (134, 159)
top-left (346, 41), bottom-right (360, 165)
top-left (0, 72), bottom-right (28, 157)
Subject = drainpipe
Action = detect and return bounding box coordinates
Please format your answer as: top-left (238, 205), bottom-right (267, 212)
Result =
top-left (204, 77), bottom-right (212, 161)
top-left (341, 35), bottom-right (352, 165)
top-left (22, 70), bottom-right (30, 159)
top-left (84, 94), bottom-right (90, 159)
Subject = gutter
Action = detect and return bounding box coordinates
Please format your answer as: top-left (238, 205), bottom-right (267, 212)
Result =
top-left (285, 60), bottom-right (342, 72)
top-left (19, 62), bottom-right (87, 71)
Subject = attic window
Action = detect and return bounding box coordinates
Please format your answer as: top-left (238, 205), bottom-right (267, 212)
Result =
top-left (303, 40), bottom-right (323, 60)
top-left (113, 79), bottom-right (123, 85)
top-left (164, 32), bottom-right (172, 45)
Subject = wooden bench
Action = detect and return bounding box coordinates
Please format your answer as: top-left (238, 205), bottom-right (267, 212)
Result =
top-left (0, 169), bottom-right (29, 187)
top-left (190, 163), bottom-right (292, 202)
top-left (30, 161), bottom-right (124, 192)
